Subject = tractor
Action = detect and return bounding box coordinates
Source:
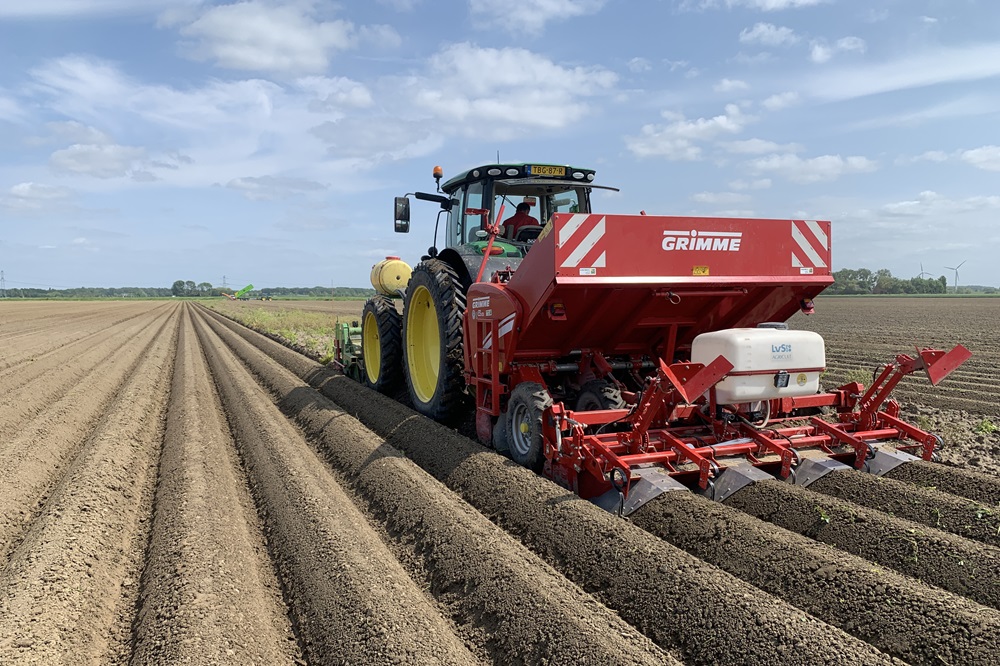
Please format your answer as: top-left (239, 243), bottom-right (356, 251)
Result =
top-left (344, 163), bottom-right (970, 514)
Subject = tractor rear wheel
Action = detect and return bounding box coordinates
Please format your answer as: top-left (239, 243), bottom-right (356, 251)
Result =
top-left (576, 380), bottom-right (626, 411)
top-left (402, 260), bottom-right (467, 422)
top-left (506, 382), bottom-right (553, 472)
top-left (361, 296), bottom-right (403, 393)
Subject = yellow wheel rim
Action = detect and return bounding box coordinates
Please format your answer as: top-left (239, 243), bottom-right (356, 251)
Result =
top-left (363, 310), bottom-right (381, 384)
top-left (406, 285), bottom-right (440, 403)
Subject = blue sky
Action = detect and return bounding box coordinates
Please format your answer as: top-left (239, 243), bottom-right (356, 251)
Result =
top-left (1, 0), bottom-right (998, 289)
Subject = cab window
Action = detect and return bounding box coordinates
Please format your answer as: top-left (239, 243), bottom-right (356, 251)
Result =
top-left (461, 181), bottom-right (485, 244)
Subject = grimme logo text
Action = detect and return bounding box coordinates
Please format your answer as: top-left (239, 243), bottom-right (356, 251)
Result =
top-left (662, 230), bottom-right (743, 252)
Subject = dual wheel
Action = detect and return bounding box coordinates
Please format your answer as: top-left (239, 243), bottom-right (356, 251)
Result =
top-left (361, 259), bottom-right (467, 422)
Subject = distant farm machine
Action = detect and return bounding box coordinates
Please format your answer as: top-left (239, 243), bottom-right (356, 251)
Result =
top-left (222, 284), bottom-right (254, 301)
top-left (336, 163), bottom-right (971, 513)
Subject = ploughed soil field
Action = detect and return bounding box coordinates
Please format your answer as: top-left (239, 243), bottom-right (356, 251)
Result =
top-left (2, 299), bottom-right (999, 665)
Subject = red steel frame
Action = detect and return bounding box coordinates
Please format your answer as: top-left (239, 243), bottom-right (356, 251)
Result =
top-left (462, 213), bottom-right (971, 501)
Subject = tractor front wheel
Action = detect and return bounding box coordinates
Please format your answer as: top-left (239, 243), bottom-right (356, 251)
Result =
top-left (361, 296), bottom-right (403, 393)
top-left (506, 382), bottom-right (553, 472)
top-left (402, 260), bottom-right (467, 422)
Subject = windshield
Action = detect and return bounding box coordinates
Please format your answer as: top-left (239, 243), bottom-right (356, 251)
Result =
top-left (493, 186), bottom-right (586, 230)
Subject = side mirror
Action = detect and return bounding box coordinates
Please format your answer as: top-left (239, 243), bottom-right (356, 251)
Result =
top-left (394, 197), bottom-right (410, 233)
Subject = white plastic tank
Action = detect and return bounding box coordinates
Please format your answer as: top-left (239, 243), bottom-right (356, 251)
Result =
top-left (691, 327), bottom-right (825, 404)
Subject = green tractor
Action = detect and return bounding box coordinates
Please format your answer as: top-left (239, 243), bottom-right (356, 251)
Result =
top-left (352, 163), bottom-right (616, 422)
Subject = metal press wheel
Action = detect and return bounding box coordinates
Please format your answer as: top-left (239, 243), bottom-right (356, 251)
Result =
top-left (361, 296), bottom-right (403, 393)
top-left (506, 382), bottom-right (553, 472)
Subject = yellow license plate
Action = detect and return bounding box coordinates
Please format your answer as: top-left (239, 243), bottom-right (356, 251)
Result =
top-left (530, 165), bottom-right (565, 176)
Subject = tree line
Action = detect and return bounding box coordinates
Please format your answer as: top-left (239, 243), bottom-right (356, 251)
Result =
top-left (0, 283), bottom-right (375, 299)
top-left (828, 268), bottom-right (997, 295)
top-left (827, 269), bottom-right (948, 295)
top-left (169, 281), bottom-right (374, 298)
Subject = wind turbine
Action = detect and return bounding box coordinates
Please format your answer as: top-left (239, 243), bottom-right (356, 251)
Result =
top-left (944, 260), bottom-right (967, 291)
top-left (918, 262), bottom-right (932, 279)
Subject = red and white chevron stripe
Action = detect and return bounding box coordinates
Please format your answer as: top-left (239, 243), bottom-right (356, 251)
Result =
top-left (558, 214), bottom-right (607, 269)
top-left (791, 220), bottom-right (828, 269)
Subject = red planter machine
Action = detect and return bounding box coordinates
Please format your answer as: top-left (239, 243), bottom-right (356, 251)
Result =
top-left (465, 213), bottom-right (971, 513)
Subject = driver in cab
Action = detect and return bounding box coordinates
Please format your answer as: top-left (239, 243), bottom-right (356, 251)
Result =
top-left (503, 201), bottom-right (539, 241)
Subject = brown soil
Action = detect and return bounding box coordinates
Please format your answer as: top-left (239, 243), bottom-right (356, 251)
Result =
top-left (790, 297), bottom-right (1000, 474)
top-left (723, 479), bottom-right (1000, 610)
top-left (10, 298), bottom-right (1000, 665)
top-left (886, 459), bottom-right (1000, 506)
top-left (631, 491), bottom-right (1000, 665)
top-left (195, 307), bottom-right (678, 666)
top-left (807, 468), bottom-right (1000, 548)
top-left (131, 308), bottom-right (299, 665)
top-left (201, 305), bottom-right (900, 665)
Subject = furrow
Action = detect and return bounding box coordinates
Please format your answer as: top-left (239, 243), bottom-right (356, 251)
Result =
top-left (0, 305), bottom-right (156, 374)
top-left (885, 460), bottom-right (1000, 506)
top-left (806, 468), bottom-right (1000, 548)
top-left (0, 303), bottom-right (178, 665)
top-left (193, 306), bottom-right (680, 666)
top-left (0, 306), bottom-right (175, 560)
top-left (198, 304), bottom-right (899, 666)
top-left (0, 305), bottom-right (169, 444)
top-left (191, 311), bottom-right (479, 666)
top-left (130, 305), bottom-right (301, 665)
top-left (721, 478), bottom-right (1000, 609)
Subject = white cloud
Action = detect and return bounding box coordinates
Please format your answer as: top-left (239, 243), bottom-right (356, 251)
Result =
top-left (226, 175), bottom-right (327, 200)
top-left (691, 191), bottom-right (751, 204)
top-left (377, 0), bottom-right (419, 9)
top-left (750, 153), bottom-right (877, 182)
top-left (961, 146), bottom-right (1000, 171)
top-left (729, 178), bottom-right (772, 190)
top-left (357, 24), bottom-right (403, 49)
top-left (626, 104), bottom-right (752, 160)
top-left (803, 43), bottom-right (1000, 101)
top-left (762, 91), bottom-right (799, 110)
top-left (895, 150), bottom-right (950, 165)
top-left (686, 0), bottom-right (826, 10)
top-left (49, 143), bottom-right (147, 179)
top-left (810, 41), bottom-right (833, 63)
top-left (296, 76), bottom-right (374, 110)
top-left (721, 138), bottom-right (802, 154)
top-left (9, 182), bottom-right (72, 200)
top-left (880, 190), bottom-right (1000, 217)
top-left (836, 36), bottom-right (866, 53)
top-left (410, 43), bottom-right (617, 132)
top-left (468, 0), bottom-right (606, 36)
top-left (1, 182), bottom-right (77, 214)
top-left (920, 16), bottom-right (938, 24)
top-left (310, 118), bottom-right (442, 159)
top-left (732, 51), bottom-right (774, 65)
top-left (172, 2), bottom-right (385, 74)
top-left (0, 0), bottom-right (197, 18)
top-left (628, 57), bottom-right (652, 73)
top-left (739, 22), bottom-right (799, 46)
top-left (714, 78), bottom-right (749, 92)
top-left (810, 36), bottom-right (865, 64)
top-left (47, 120), bottom-right (114, 144)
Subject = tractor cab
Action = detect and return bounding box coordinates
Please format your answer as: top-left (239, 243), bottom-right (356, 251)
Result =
top-left (394, 164), bottom-right (619, 291)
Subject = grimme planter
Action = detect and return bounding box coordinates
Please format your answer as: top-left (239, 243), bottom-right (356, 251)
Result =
top-left (343, 163), bottom-right (970, 514)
